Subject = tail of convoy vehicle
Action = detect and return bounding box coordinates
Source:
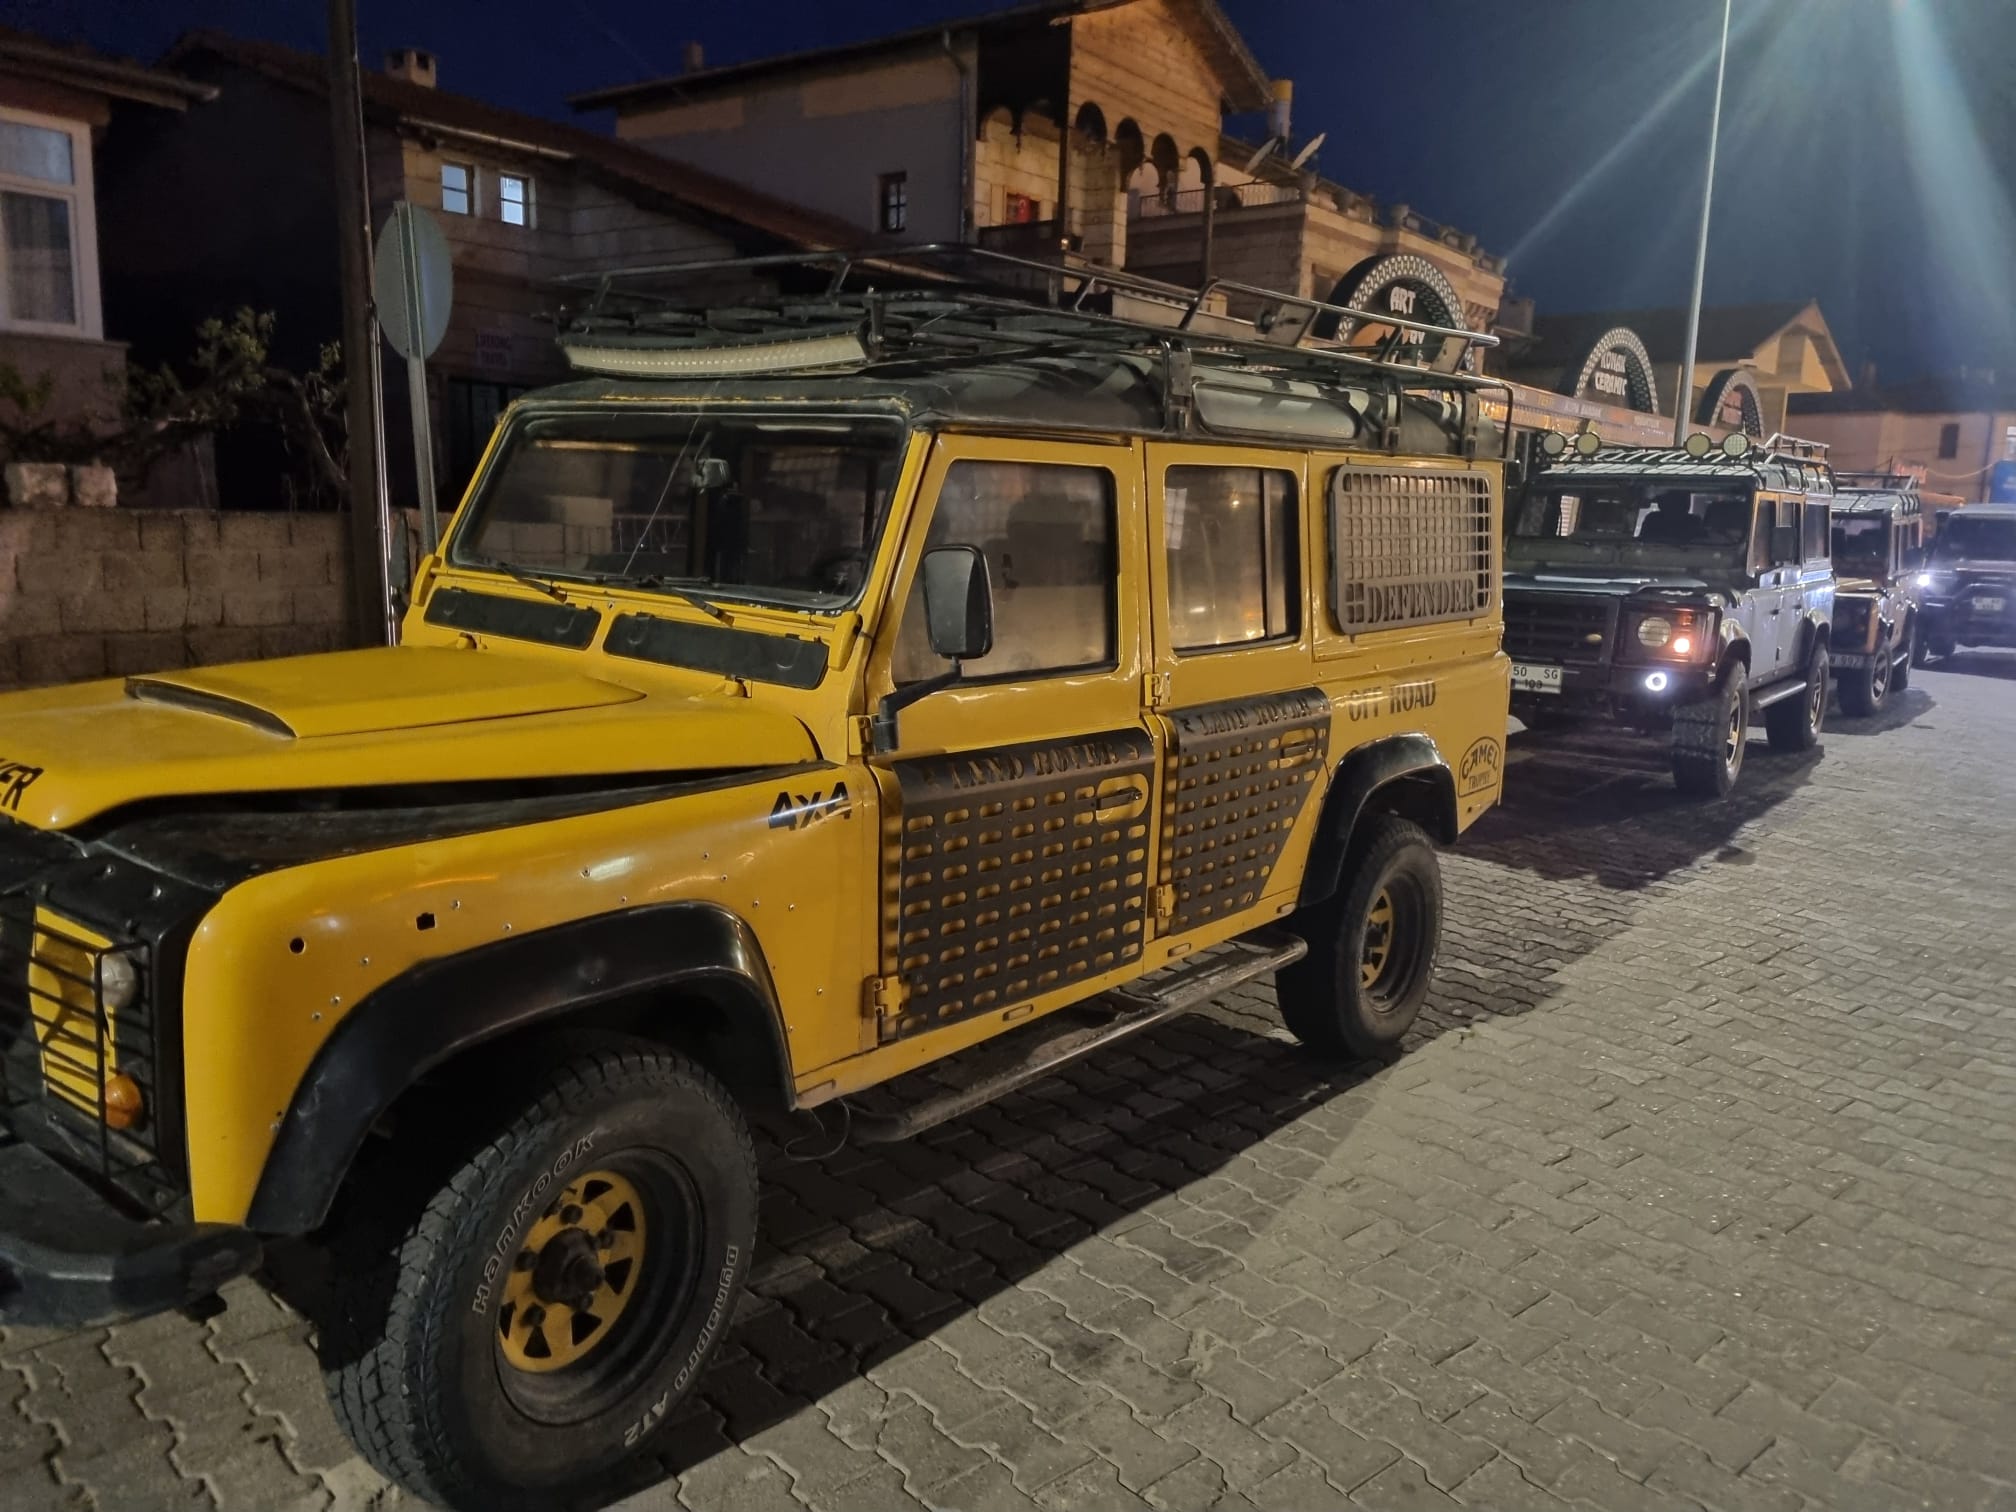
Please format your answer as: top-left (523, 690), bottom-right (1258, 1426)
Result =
top-left (0, 249), bottom-right (1513, 1510)
top-left (1828, 472), bottom-right (1925, 714)
top-left (1502, 431), bottom-right (1837, 796)
top-left (1916, 505), bottom-right (2016, 661)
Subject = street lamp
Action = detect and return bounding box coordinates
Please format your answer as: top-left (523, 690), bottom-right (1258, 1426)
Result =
top-left (1674, 0), bottom-right (1734, 446)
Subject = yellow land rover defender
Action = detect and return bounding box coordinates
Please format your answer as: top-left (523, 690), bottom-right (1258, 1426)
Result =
top-left (0, 251), bottom-right (1510, 1509)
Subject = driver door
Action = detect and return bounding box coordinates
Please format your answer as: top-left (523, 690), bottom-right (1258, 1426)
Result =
top-left (863, 435), bottom-right (1157, 1045)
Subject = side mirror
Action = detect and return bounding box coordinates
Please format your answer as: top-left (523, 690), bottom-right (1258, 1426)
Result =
top-left (921, 545), bottom-right (994, 662)
top-left (1772, 525), bottom-right (1800, 564)
top-left (873, 545), bottom-right (994, 753)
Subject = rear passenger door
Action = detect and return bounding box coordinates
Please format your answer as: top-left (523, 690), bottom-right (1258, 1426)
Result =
top-left (865, 435), bottom-right (1156, 1043)
top-left (1746, 494), bottom-right (1792, 678)
top-left (1144, 443), bottom-right (1329, 943)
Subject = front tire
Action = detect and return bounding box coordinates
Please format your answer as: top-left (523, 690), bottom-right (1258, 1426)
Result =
top-left (1838, 637), bottom-right (1891, 717)
top-left (1767, 641), bottom-right (1829, 752)
top-left (1278, 815), bottom-right (1442, 1058)
top-left (1672, 661), bottom-right (1747, 797)
top-left (321, 1045), bottom-right (759, 1512)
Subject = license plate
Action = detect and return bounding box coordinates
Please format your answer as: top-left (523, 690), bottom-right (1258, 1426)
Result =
top-left (1511, 662), bottom-right (1563, 694)
top-left (1974, 595), bottom-right (2006, 613)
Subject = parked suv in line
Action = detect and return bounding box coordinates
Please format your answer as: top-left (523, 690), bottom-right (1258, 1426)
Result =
top-left (1828, 472), bottom-right (1925, 715)
top-left (1503, 432), bottom-right (1837, 796)
top-left (0, 250), bottom-right (1512, 1512)
top-left (1917, 506), bottom-right (2016, 662)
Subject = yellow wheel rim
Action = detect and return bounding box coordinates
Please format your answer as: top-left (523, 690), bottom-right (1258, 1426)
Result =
top-left (1361, 888), bottom-right (1395, 990)
top-left (498, 1169), bottom-right (647, 1374)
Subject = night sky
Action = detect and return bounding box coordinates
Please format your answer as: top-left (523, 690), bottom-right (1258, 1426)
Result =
top-left (21, 0), bottom-right (2016, 385)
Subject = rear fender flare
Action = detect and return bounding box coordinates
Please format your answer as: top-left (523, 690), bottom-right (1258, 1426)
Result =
top-left (1298, 735), bottom-right (1457, 910)
top-left (244, 901), bottom-right (789, 1234)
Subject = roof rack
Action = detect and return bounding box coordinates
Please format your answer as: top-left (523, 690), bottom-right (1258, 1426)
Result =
top-left (1761, 432), bottom-right (1829, 463)
top-left (547, 243), bottom-right (1511, 438)
top-left (1834, 469), bottom-right (1920, 493)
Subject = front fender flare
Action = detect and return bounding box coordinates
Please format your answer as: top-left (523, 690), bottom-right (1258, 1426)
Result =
top-left (244, 901), bottom-right (788, 1234)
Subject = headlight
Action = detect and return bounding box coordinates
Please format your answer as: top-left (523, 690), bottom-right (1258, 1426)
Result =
top-left (1636, 616), bottom-right (1673, 649)
top-left (1915, 571), bottom-right (1934, 588)
top-left (98, 950), bottom-right (140, 1012)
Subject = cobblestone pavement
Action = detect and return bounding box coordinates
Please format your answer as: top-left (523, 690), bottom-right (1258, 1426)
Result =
top-left (6, 658), bottom-right (2016, 1512)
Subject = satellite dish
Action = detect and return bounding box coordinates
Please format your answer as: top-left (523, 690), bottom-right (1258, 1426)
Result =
top-left (1243, 137), bottom-right (1282, 173)
top-left (1288, 132), bottom-right (1327, 170)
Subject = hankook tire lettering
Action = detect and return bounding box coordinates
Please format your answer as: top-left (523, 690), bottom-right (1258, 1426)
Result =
top-left (471, 1135), bottom-right (594, 1316)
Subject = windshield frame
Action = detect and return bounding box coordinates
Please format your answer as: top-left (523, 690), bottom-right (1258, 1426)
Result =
top-left (1505, 476), bottom-right (1758, 575)
top-left (1933, 513), bottom-right (2016, 564)
top-left (1830, 510), bottom-right (1894, 576)
top-left (442, 400), bottom-right (919, 617)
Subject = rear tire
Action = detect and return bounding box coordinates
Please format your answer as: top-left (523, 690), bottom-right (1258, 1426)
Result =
top-left (1838, 638), bottom-right (1890, 717)
top-left (319, 1045), bottom-right (759, 1512)
top-left (1278, 815), bottom-right (1441, 1058)
top-left (1767, 641), bottom-right (1828, 752)
top-left (1925, 632), bottom-right (1956, 663)
top-left (1672, 661), bottom-right (1747, 797)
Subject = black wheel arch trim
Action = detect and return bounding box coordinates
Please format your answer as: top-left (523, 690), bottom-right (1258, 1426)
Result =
top-left (245, 901), bottom-right (791, 1235)
top-left (1298, 735), bottom-right (1457, 909)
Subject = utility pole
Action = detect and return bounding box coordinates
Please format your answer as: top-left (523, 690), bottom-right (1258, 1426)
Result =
top-left (1674, 0), bottom-right (1734, 445)
top-left (326, 0), bottom-right (396, 643)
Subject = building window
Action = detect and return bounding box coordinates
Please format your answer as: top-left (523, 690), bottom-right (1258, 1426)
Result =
top-left (1004, 192), bottom-right (1040, 225)
top-left (0, 110), bottom-right (94, 334)
top-left (1938, 421), bottom-right (1960, 459)
top-left (440, 162), bottom-right (472, 215)
top-left (499, 173), bottom-right (533, 227)
top-left (1164, 465), bottom-right (1299, 650)
top-left (878, 171), bottom-right (907, 233)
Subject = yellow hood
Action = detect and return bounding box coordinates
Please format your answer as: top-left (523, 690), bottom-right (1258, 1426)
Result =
top-left (0, 646), bottom-right (817, 830)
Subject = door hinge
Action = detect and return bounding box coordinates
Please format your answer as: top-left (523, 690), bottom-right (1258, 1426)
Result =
top-left (1143, 670), bottom-right (1171, 708)
top-left (846, 714), bottom-right (875, 757)
top-left (1154, 883), bottom-right (1177, 928)
top-left (866, 972), bottom-right (907, 1019)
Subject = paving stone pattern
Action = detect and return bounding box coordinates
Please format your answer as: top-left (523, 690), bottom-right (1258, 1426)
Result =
top-left (5, 661), bottom-right (2016, 1511)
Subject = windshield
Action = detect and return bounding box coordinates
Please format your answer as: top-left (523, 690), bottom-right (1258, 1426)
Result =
top-left (1506, 481), bottom-right (1754, 571)
top-left (1831, 513), bottom-right (1890, 576)
top-left (450, 409), bottom-right (907, 610)
top-left (1934, 514), bottom-right (2016, 563)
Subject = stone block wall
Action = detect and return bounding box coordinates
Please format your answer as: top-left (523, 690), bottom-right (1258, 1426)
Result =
top-left (0, 510), bottom-right (354, 690)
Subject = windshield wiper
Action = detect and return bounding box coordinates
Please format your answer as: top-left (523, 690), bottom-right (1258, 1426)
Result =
top-left (598, 574), bottom-right (730, 622)
top-left (464, 556), bottom-right (571, 603)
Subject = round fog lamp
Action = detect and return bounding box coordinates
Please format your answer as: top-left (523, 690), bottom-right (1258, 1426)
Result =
top-left (1636, 616), bottom-right (1673, 649)
top-left (1645, 672), bottom-right (1670, 692)
top-left (98, 951), bottom-right (140, 1012)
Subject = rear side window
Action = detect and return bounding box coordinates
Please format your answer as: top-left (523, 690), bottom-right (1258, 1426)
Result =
top-left (1164, 465), bottom-right (1298, 651)
top-left (893, 459), bottom-right (1116, 683)
top-left (1329, 466), bottom-right (1491, 633)
top-left (1803, 502), bottom-right (1830, 562)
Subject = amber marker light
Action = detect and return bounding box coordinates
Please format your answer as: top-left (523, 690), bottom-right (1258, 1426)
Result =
top-left (103, 1073), bottom-right (144, 1130)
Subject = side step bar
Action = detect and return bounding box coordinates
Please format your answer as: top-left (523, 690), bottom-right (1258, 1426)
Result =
top-left (852, 931), bottom-right (1308, 1144)
top-left (1749, 678), bottom-right (1813, 710)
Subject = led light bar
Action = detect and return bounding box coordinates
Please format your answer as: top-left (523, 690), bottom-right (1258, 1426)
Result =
top-left (560, 332), bottom-right (869, 378)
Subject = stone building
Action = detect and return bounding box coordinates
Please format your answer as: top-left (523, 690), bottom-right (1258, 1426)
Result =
top-left (96, 33), bottom-right (857, 509)
top-left (574, 0), bottom-right (1507, 337)
top-left (1791, 374), bottom-right (2016, 501)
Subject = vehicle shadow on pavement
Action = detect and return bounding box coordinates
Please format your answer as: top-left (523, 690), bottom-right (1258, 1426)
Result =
top-left (1828, 686), bottom-right (1934, 737)
top-left (1465, 729), bottom-right (1822, 891)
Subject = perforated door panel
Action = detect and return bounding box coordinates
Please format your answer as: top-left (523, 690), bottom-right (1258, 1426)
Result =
top-left (883, 730), bottom-right (1154, 1040)
top-left (1160, 689), bottom-right (1331, 934)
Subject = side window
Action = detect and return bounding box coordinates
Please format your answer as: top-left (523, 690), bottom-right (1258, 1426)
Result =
top-left (1803, 502), bottom-right (1830, 563)
top-left (892, 459), bottom-right (1115, 684)
top-left (1749, 498), bottom-right (1773, 574)
top-left (1165, 465), bottom-right (1298, 651)
top-left (1774, 499), bottom-right (1803, 567)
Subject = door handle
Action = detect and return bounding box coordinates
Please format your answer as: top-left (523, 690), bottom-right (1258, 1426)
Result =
top-left (1276, 728), bottom-right (1321, 766)
top-left (1093, 774), bottom-right (1150, 822)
